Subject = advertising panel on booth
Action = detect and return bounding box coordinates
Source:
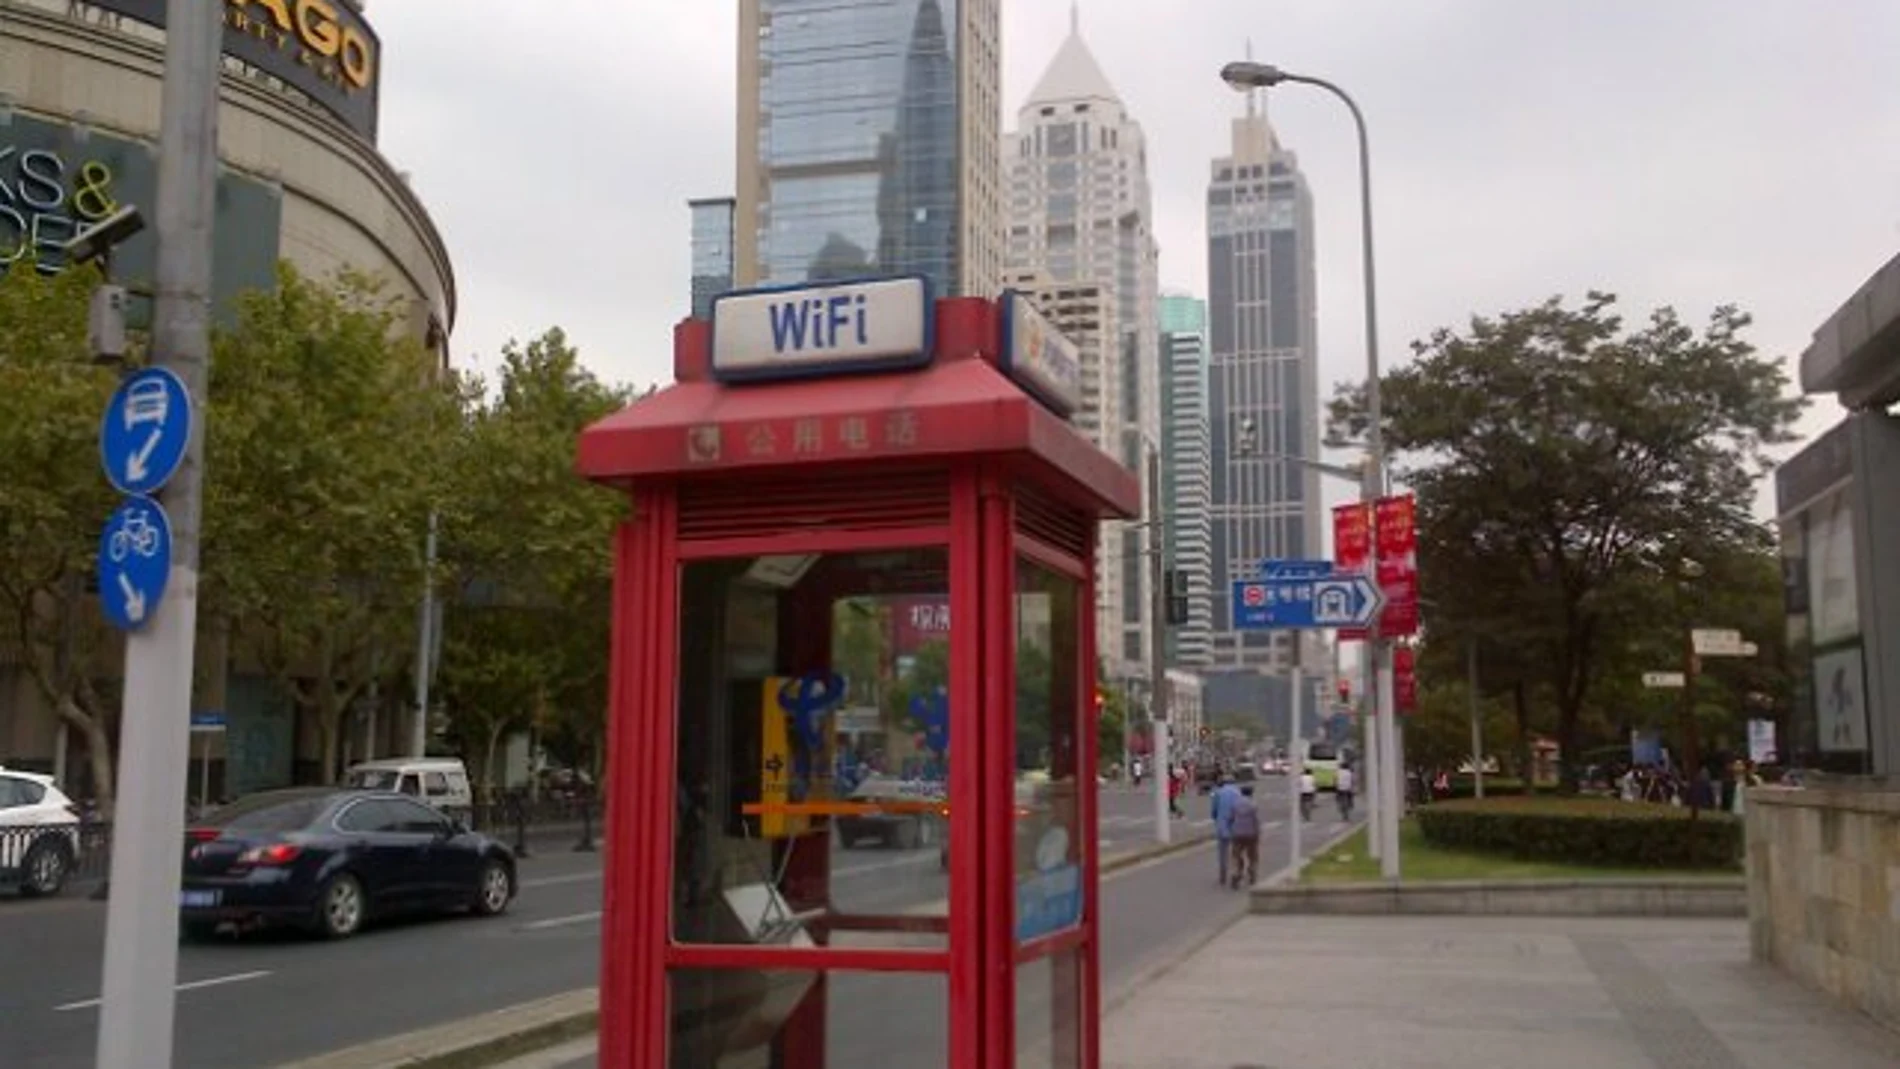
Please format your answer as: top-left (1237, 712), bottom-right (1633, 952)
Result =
top-left (710, 276), bottom-right (932, 382)
top-left (1000, 290), bottom-right (1083, 417)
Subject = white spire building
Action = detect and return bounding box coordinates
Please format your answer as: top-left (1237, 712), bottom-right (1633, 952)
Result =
top-left (1005, 7), bottom-right (1162, 680)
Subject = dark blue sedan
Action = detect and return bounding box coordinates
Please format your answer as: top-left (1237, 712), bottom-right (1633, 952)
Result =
top-left (179, 787), bottom-right (517, 940)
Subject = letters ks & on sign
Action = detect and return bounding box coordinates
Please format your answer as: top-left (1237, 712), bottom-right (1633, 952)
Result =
top-left (709, 277), bottom-right (932, 383)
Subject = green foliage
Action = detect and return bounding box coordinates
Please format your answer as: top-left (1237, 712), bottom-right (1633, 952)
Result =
top-left (434, 329), bottom-right (629, 781)
top-left (0, 265), bottom-right (126, 804)
top-left (208, 264), bottom-right (466, 781)
top-left (1415, 797), bottom-right (1742, 870)
top-left (1334, 294), bottom-right (1804, 787)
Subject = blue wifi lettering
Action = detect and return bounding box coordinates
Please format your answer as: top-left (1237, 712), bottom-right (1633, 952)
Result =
top-left (768, 292), bottom-right (871, 354)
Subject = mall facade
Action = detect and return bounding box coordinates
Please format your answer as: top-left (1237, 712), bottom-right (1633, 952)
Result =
top-left (0, 0), bottom-right (455, 796)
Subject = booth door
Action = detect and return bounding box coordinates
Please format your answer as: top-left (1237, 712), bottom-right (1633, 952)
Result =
top-left (668, 541), bottom-right (958, 1068)
top-left (1011, 552), bottom-right (1090, 1069)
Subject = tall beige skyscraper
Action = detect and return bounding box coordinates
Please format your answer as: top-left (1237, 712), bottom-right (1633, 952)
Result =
top-left (1005, 8), bottom-right (1161, 681)
top-left (734, 0), bottom-right (1002, 300)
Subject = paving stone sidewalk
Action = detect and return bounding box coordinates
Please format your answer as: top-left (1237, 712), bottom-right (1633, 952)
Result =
top-left (1103, 915), bottom-right (1900, 1069)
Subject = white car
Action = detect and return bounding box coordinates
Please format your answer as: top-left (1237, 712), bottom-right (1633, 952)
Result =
top-left (0, 767), bottom-right (83, 897)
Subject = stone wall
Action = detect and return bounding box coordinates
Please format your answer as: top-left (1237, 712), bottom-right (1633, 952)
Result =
top-left (1746, 784), bottom-right (1900, 1028)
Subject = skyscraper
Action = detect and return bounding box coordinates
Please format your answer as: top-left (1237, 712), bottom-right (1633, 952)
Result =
top-left (1160, 294), bottom-right (1213, 668)
top-left (1206, 94), bottom-right (1321, 672)
top-left (734, 0), bottom-right (1003, 300)
top-left (1005, 9), bottom-right (1161, 679)
top-left (689, 196), bottom-right (736, 320)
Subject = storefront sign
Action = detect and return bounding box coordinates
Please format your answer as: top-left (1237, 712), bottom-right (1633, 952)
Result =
top-left (1000, 290), bottom-right (1082, 417)
top-left (0, 144), bottom-right (124, 275)
top-left (82, 0), bottom-right (382, 141)
top-left (1, 116), bottom-right (281, 311)
top-left (710, 277), bottom-right (932, 382)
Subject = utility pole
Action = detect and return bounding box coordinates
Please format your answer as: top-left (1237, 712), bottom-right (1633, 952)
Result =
top-left (412, 510), bottom-right (438, 757)
top-left (1146, 444), bottom-right (1171, 845)
top-left (95, 4), bottom-right (221, 1067)
top-left (1468, 637), bottom-right (1485, 800)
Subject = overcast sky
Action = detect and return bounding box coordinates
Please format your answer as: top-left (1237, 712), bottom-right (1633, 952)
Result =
top-left (366, 1), bottom-right (1899, 513)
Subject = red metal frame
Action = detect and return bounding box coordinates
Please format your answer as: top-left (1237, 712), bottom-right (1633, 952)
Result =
top-left (674, 524), bottom-right (952, 560)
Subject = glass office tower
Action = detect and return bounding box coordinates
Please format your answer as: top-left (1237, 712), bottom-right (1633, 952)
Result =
top-left (735, 0), bottom-right (1002, 300)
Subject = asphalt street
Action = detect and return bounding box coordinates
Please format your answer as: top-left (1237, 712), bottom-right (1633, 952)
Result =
top-left (0, 780), bottom-right (1357, 1069)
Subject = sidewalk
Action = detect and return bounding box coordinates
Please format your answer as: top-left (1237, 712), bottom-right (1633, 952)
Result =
top-left (1104, 914), bottom-right (1900, 1069)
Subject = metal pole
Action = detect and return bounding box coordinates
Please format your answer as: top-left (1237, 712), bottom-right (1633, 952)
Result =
top-left (1362, 653), bottom-right (1382, 859)
top-left (1468, 638), bottom-right (1484, 799)
top-left (412, 510), bottom-right (438, 757)
top-left (1146, 444), bottom-right (1171, 845)
top-left (95, 3), bottom-right (219, 1065)
top-left (1305, 77), bottom-right (1399, 881)
top-left (1287, 664), bottom-right (1303, 877)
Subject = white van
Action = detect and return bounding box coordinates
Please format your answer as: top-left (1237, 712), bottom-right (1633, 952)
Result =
top-left (344, 758), bottom-right (474, 822)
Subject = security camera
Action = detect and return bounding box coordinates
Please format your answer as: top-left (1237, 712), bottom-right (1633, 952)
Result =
top-left (64, 205), bottom-right (145, 266)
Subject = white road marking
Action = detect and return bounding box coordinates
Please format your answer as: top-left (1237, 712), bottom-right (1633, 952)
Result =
top-left (517, 910), bottom-right (603, 931)
top-left (55, 970), bottom-right (271, 1012)
top-left (520, 871), bottom-right (600, 889)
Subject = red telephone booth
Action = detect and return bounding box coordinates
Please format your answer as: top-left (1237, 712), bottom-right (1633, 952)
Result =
top-left (576, 279), bottom-right (1138, 1069)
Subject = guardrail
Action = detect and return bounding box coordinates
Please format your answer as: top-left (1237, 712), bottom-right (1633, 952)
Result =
top-left (1, 792), bottom-right (602, 901)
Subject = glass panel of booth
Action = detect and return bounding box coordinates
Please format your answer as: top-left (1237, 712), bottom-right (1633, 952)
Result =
top-left (673, 548), bottom-right (954, 951)
top-left (1013, 559), bottom-right (1085, 947)
top-left (669, 967), bottom-right (949, 1069)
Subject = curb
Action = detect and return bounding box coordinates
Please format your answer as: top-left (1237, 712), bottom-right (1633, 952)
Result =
top-left (1258, 820), bottom-right (1368, 889)
top-left (1100, 829), bottom-right (1214, 875)
top-left (1250, 876), bottom-right (1748, 917)
top-left (270, 989), bottom-right (599, 1069)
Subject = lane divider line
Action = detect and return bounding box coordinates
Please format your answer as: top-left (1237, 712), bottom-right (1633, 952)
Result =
top-left (517, 911), bottom-right (604, 932)
top-left (55, 969), bottom-right (271, 1012)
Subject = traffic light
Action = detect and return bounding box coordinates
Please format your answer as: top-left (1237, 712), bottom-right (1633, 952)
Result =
top-left (1094, 688), bottom-right (1106, 716)
top-left (1165, 569), bottom-right (1189, 626)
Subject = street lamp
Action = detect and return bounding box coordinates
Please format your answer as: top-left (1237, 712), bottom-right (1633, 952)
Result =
top-left (1221, 59), bottom-right (1398, 880)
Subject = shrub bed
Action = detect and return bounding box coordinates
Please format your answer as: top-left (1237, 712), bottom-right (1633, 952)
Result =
top-left (1414, 797), bottom-right (1742, 870)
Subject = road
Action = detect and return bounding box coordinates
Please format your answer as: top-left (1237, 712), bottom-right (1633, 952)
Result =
top-left (2, 782), bottom-right (1356, 1069)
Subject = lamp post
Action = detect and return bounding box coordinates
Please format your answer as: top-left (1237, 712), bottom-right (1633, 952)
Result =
top-left (1221, 59), bottom-right (1394, 878)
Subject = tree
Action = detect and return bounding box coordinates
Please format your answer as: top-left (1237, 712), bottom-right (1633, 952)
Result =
top-left (1334, 294), bottom-right (1802, 787)
top-left (206, 265), bottom-right (465, 782)
top-left (434, 329), bottom-right (628, 787)
top-left (0, 265), bottom-right (126, 806)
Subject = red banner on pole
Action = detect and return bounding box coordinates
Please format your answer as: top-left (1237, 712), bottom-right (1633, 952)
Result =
top-left (1394, 645), bottom-right (1418, 714)
top-left (1333, 501), bottom-right (1373, 641)
top-left (1375, 494), bottom-right (1420, 637)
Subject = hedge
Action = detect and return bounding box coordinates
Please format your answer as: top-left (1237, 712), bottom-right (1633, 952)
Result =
top-left (1413, 797), bottom-right (1742, 870)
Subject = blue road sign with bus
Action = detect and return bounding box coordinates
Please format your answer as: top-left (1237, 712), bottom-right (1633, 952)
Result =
top-left (96, 497), bottom-right (172, 631)
top-left (1232, 571), bottom-right (1383, 630)
top-left (100, 367), bottom-right (192, 497)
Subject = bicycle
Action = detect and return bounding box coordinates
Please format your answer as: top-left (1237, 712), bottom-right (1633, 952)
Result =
top-left (107, 510), bottom-right (162, 563)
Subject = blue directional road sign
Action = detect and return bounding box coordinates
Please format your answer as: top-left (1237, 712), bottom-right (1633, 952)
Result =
top-left (96, 497), bottom-right (173, 631)
top-left (1232, 570), bottom-right (1383, 631)
top-left (100, 367), bottom-right (192, 497)
top-left (1259, 558), bottom-right (1337, 580)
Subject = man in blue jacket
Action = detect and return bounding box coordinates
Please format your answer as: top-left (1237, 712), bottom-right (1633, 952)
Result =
top-left (1210, 772), bottom-right (1243, 887)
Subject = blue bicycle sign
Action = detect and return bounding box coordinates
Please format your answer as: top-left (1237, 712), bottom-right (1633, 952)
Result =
top-left (96, 498), bottom-right (173, 631)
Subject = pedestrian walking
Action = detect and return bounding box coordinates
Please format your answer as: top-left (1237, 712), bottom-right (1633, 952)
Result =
top-left (1167, 764), bottom-right (1186, 817)
top-left (1335, 764), bottom-right (1356, 821)
top-left (1299, 766), bottom-right (1317, 822)
top-left (1226, 785), bottom-right (1261, 889)
top-left (1210, 774), bottom-right (1242, 887)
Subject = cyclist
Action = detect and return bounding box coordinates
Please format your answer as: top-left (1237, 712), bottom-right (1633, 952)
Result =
top-left (1299, 766), bottom-right (1317, 822)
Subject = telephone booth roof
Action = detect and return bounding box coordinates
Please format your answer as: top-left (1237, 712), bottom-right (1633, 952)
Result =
top-left (577, 297), bottom-right (1140, 520)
